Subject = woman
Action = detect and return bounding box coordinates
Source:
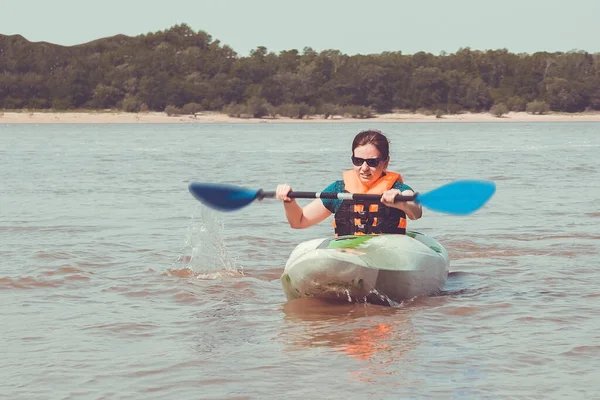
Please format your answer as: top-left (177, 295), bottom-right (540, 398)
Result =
top-left (276, 129), bottom-right (422, 236)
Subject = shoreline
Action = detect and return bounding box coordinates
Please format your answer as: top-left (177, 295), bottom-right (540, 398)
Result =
top-left (2, 110), bottom-right (600, 124)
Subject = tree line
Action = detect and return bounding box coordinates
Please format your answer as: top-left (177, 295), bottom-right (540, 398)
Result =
top-left (1, 23), bottom-right (599, 118)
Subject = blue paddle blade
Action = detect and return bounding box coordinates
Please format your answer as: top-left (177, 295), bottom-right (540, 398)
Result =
top-left (188, 182), bottom-right (260, 211)
top-left (416, 180), bottom-right (496, 215)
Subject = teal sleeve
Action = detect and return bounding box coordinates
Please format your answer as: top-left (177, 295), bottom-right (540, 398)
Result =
top-left (320, 181), bottom-right (344, 213)
top-left (393, 182), bottom-right (413, 192)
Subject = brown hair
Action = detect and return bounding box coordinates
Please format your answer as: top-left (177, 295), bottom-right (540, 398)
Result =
top-left (352, 129), bottom-right (390, 160)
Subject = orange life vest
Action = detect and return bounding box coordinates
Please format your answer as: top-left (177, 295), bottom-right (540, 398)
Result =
top-left (333, 170), bottom-right (407, 237)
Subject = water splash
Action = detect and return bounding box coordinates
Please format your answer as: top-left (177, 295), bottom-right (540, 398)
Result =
top-left (368, 289), bottom-right (403, 307)
top-left (344, 289), bottom-right (352, 303)
top-left (176, 205), bottom-right (243, 277)
top-left (334, 287), bottom-right (405, 307)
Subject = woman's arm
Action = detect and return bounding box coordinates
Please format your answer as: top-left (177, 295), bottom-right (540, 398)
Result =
top-left (283, 198), bottom-right (332, 229)
top-left (276, 184), bottom-right (333, 228)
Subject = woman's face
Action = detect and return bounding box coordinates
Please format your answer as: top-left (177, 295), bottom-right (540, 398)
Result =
top-left (352, 144), bottom-right (389, 185)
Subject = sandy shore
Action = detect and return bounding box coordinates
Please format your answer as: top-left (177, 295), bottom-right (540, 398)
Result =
top-left (2, 110), bottom-right (600, 123)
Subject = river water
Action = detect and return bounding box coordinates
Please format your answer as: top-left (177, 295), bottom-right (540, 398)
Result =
top-left (1, 122), bottom-right (599, 399)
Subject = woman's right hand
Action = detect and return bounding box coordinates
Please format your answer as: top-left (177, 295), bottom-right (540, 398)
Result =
top-left (276, 184), bottom-right (293, 202)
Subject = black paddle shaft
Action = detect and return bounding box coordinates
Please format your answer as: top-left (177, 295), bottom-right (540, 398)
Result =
top-left (257, 190), bottom-right (416, 202)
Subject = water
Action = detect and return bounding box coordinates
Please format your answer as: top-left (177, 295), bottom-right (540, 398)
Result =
top-left (1, 122), bottom-right (599, 399)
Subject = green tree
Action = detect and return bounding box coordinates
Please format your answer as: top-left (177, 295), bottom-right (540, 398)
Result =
top-left (545, 77), bottom-right (585, 112)
top-left (91, 84), bottom-right (123, 108)
top-left (1, 26), bottom-right (599, 115)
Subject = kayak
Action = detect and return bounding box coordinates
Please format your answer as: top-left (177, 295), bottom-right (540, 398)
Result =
top-left (281, 231), bottom-right (449, 305)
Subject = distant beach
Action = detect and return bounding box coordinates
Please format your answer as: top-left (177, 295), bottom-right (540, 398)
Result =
top-left (2, 110), bottom-right (600, 123)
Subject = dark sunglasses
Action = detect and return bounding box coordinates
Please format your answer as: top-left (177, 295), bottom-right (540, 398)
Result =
top-left (351, 156), bottom-right (382, 168)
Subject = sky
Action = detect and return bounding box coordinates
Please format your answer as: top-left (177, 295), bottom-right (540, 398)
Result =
top-left (1, 0), bottom-right (599, 56)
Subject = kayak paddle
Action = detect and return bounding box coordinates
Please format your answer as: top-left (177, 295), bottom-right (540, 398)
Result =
top-left (188, 180), bottom-right (495, 215)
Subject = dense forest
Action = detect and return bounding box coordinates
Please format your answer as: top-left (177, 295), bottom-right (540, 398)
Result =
top-left (1, 24), bottom-right (600, 118)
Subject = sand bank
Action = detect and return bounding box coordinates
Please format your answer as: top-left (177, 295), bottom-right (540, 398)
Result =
top-left (2, 110), bottom-right (600, 124)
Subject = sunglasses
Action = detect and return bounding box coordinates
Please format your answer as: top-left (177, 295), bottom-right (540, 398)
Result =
top-left (351, 156), bottom-right (383, 168)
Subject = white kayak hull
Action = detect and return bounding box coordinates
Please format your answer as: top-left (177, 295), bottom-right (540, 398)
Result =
top-left (281, 231), bottom-right (449, 304)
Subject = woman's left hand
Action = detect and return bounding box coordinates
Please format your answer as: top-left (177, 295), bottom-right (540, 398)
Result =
top-left (381, 189), bottom-right (417, 211)
top-left (380, 189), bottom-right (402, 208)
top-left (381, 189), bottom-right (422, 219)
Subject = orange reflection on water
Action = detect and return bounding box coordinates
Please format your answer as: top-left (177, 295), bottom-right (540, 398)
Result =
top-left (340, 322), bottom-right (394, 361)
top-left (281, 298), bottom-right (417, 364)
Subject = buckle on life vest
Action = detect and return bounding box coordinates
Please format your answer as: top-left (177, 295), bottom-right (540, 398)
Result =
top-left (355, 211), bottom-right (369, 223)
